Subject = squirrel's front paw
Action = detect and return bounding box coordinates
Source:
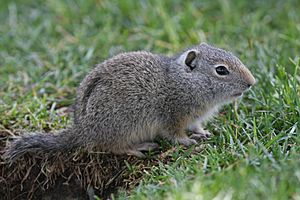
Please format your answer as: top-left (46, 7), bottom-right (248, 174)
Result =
top-left (188, 127), bottom-right (212, 141)
top-left (175, 136), bottom-right (197, 147)
top-left (190, 132), bottom-right (212, 141)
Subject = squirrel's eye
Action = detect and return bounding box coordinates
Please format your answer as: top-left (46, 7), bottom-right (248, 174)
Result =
top-left (215, 65), bottom-right (229, 76)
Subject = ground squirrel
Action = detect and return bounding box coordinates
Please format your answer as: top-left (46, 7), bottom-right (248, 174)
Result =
top-left (4, 43), bottom-right (255, 160)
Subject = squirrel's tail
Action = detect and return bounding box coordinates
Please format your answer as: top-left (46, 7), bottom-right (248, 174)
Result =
top-left (3, 128), bottom-right (79, 162)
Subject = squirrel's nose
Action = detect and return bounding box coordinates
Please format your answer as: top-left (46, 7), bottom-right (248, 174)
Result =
top-left (242, 67), bottom-right (256, 87)
top-left (241, 66), bottom-right (256, 88)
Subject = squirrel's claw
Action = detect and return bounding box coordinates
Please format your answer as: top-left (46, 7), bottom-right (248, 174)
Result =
top-left (190, 132), bottom-right (212, 141)
top-left (188, 124), bottom-right (212, 141)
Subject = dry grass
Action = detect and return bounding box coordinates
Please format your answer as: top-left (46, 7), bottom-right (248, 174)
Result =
top-left (0, 130), bottom-right (194, 200)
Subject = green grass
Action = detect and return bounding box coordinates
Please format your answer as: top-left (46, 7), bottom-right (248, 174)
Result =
top-left (1, 0), bottom-right (299, 199)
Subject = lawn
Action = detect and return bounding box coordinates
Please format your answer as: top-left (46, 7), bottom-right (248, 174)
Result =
top-left (0, 0), bottom-right (299, 199)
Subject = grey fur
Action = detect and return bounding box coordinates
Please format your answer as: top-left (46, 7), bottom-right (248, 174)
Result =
top-left (4, 43), bottom-right (255, 160)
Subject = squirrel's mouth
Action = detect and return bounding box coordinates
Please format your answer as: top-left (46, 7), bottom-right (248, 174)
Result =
top-left (232, 92), bottom-right (243, 97)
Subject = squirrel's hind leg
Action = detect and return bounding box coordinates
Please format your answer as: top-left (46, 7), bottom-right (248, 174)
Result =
top-left (125, 149), bottom-right (146, 157)
top-left (134, 142), bottom-right (159, 151)
top-left (174, 136), bottom-right (197, 147)
top-left (123, 142), bottom-right (159, 157)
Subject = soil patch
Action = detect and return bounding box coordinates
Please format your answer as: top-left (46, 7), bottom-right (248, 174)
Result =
top-left (0, 130), bottom-right (177, 200)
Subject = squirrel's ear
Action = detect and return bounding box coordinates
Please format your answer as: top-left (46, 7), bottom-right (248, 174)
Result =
top-left (177, 50), bottom-right (198, 70)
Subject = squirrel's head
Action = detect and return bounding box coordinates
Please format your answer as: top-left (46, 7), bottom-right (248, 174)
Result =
top-left (175, 42), bottom-right (256, 104)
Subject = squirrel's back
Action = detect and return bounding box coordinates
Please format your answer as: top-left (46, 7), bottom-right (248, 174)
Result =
top-left (75, 51), bottom-right (169, 119)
